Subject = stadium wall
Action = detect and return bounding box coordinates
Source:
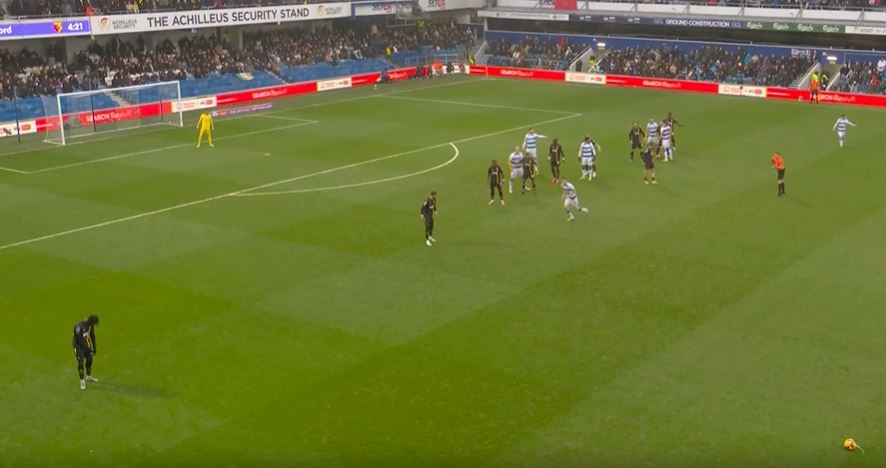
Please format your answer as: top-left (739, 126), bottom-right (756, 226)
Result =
top-left (6, 63), bottom-right (886, 139)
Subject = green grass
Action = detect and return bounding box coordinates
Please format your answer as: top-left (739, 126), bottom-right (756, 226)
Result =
top-left (2, 76), bottom-right (885, 467)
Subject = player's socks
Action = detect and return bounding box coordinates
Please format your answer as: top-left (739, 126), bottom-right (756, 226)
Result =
top-left (80, 379), bottom-right (86, 390)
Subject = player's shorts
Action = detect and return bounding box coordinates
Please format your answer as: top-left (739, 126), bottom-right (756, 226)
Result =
top-left (661, 138), bottom-right (672, 150)
top-left (631, 140), bottom-right (642, 149)
top-left (838, 131), bottom-right (846, 140)
top-left (564, 196), bottom-right (580, 211)
top-left (581, 157), bottom-right (595, 168)
top-left (510, 168), bottom-right (522, 180)
top-left (646, 136), bottom-right (657, 146)
top-left (423, 216), bottom-right (434, 228)
top-left (73, 345), bottom-right (90, 361)
top-left (644, 161), bottom-right (655, 170)
top-left (523, 169), bottom-right (534, 180)
top-left (777, 169), bottom-right (785, 180)
top-left (524, 148), bottom-right (538, 160)
top-left (490, 180), bottom-right (502, 189)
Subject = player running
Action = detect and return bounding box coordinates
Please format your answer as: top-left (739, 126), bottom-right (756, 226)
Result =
top-left (629, 122), bottom-right (645, 161)
top-left (72, 315), bottom-right (99, 390)
top-left (832, 114), bottom-right (856, 148)
top-left (646, 118), bottom-right (660, 157)
top-left (771, 152), bottom-right (786, 197)
top-left (548, 138), bottom-right (565, 183)
top-left (578, 135), bottom-right (600, 181)
top-left (660, 120), bottom-right (674, 162)
top-left (488, 160), bottom-right (505, 206)
top-left (196, 111), bottom-right (214, 148)
top-left (560, 180), bottom-right (589, 221)
top-left (508, 146), bottom-right (524, 194)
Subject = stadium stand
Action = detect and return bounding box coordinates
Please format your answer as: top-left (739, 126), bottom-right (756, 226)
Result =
top-left (4, 0), bottom-right (886, 16)
top-left (0, 20), bottom-right (475, 121)
top-left (486, 36), bottom-right (576, 70)
top-left (597, 45), bottom-right (815, 87)
top-left (831, 59), bottom-right (886, 94)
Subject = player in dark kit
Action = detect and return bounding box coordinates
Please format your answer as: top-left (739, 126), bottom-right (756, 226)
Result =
top-left (548, 138), bottom-right (564, 183)
top-left (488, 160), bottom-right (505, 206)
top-left (420, 191), bottom-right (438, 246)
top-left (642, 147), bottom-right (657, 185)
top-left (522, 155), bottom-right (538, 194)
top-left (665, 112), bottom-right (680, 151)
top-left (72, 315), bottom-right (99, 390)
top-left (629, 122), bottom-right (645, 161)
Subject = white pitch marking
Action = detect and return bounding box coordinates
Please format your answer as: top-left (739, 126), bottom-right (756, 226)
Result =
top-left (378, 94), bottom-right (577, 115)
top-left (0, 78), bottom-right (484, 168)
top-left (0, 165), bottom-right (29, 175)
top-left (0, 112), bottom-right (580, 251)
top-left (237, 143), bottom-right (460, 197)
top-left (249, 114), bottom-right (316, 122)
top-left (24, 120), bottom-right (319, 175)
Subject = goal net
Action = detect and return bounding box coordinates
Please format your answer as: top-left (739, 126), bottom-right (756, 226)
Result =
top-left (42, 81), bottom-right (183, 146)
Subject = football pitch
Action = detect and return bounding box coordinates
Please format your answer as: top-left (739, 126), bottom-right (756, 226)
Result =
top-left (2, 76), bottom-right (885, 467)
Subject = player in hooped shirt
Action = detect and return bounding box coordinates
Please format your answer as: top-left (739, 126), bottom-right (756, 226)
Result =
top-left (578, 136), bottom-right (600, 181)
top-left (508, 146), bottom-right (524, 194)
top-left (646, 118), bottom-right (660, 157)
top-left (560, 180), bottom-right (589, 221)
top-left (660, 121), bottom-right (674, 162)
top-left (832, 114), bottom-right (856, 148)
top-left (523, 128), bottom-right (546, 175)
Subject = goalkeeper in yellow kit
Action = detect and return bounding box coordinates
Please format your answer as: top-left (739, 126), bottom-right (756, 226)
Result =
top-left (196, 111), bottom-right (214, 148)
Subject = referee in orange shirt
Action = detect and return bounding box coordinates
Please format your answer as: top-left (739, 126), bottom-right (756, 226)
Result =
top-left (771, 152), bottom-right (786, 197)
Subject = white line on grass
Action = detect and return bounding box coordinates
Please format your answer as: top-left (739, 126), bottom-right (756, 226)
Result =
top-left (250, 114), bottom-right (317, 122)
top-left (0, 78), bottom-right (484, 161)
top-left (377, 94), bottom-right (577, 115)
top-left (0, 112), bottom-right (580, 251)
top-left (236, 143), bottom-right (460, 197)
top-left (23, 120), bottom-right (319, 175)
top-left (0, 165), bottom-right (29, 174)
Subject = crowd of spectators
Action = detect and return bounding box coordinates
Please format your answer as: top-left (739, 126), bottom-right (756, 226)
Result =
top-left (0, 20), bottom-right (474, 99)
top-left (2, 0), bottom-right (330, 17)
top-left (486, 37), bottom-right (576, 70)
top-left (831, 58), bottom-right (886, 94)
top-left (538, 0), bottom-right (882, 9)
top-left (597, 45), bottom-right (815, 87)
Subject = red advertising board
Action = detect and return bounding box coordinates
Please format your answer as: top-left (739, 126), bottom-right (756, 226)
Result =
top-left (470, 65), bottom-right (566, 81)
top-left (554, 0), bottom-right (577, 9)
top-left (215, 82), bottom-right (316, 106)
top-left (605, 74), bottom-right (719, 94)
top-left (767, 87), bottom-right (886, 108)
top-left (14, 67), bottom-right (886, 139)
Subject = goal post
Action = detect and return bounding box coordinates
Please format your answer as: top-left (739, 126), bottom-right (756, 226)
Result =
top-left (42, 81), bottom-right (184, 146)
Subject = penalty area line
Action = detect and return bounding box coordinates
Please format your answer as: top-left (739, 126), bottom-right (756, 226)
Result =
top-left (0, 112), bottom-right (580, 251)
top-left (22, 120), bottom-right (319, 175)
top-left (234, 143), bottom-right (460, 197)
